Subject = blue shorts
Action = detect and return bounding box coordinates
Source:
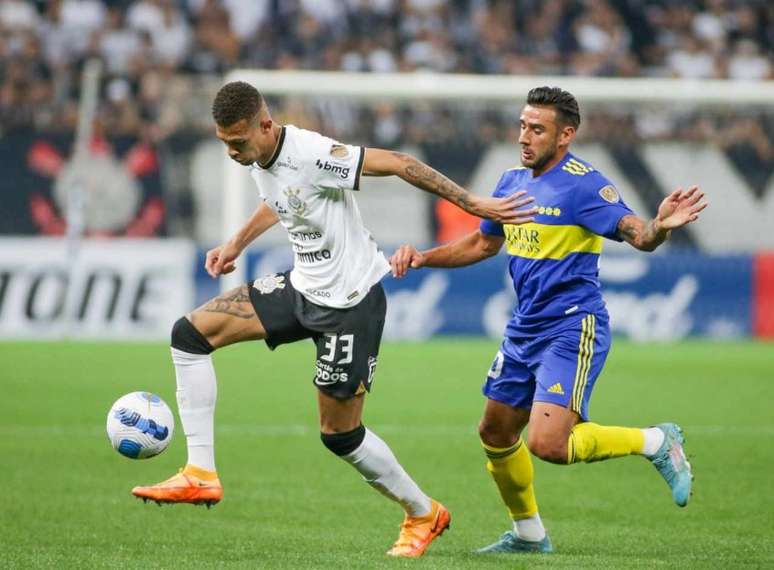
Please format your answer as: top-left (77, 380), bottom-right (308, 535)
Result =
top-left (483, 313), bottom-right (610, 420)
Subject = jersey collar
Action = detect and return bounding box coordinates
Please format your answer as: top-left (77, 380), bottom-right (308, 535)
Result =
top-left (257, 126), bottom-right (286, 170)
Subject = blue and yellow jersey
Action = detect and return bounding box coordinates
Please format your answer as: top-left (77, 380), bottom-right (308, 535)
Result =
top-left (480, 152), bottom-right (633, 338)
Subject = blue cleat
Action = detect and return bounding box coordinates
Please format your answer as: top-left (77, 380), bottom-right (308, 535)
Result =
top-left (476, 531), bottom-right (553, 554)
top-left (648, 423), bottom-right (693, 507)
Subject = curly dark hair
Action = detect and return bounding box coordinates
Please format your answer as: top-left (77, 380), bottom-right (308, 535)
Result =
top-left (526, 86), bottom-right (581, 129)
top-left (212, 81), bottom-right (264, 127)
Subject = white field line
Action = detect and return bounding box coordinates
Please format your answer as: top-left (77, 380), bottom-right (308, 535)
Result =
top-left (1, 424), bottom-right (773, 437)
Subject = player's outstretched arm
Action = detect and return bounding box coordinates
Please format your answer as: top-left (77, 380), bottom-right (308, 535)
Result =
top-left (390, 230), bottom-right (504, 278)
top-left (362, 148), bottom-right (537, 225)
top-left (617, 186), bottom-right (707, 252)
top-left (205, 202), bottom-right (280, 278)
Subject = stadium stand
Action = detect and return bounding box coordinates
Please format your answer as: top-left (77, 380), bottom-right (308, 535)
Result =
top-left (0, 0), bottom-right (771, 243)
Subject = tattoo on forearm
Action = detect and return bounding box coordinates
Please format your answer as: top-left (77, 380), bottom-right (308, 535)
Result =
top-left (643, 219), bottom-right (661, 243)
top-left (617, 216), bottom-right (641, 243)
top-left (617, 216), bottom-right (668, 250)
top-left (201, 285), bottom-right (255, 319)
top-left (392, 152), bottom-right (472, 210)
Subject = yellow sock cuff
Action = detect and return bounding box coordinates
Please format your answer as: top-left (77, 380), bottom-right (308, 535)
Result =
top-left (183, 464), bottom-right (219, 481)
top-left (482, 437), bottom-right (537, 519)
top-left (481, 438), bottom-right (523, 461)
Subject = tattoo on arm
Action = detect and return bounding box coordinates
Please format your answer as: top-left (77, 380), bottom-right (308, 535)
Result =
top-left (617, 215), bottom-right (669, 251)
top-left (642, 219), bottom-right (665, 245)
top-left (616, 216), bottom-right (642, 244)
top-left (200, 285), bottom-right (256, 319)
top-left (392, 152), bottom-right (472, 211)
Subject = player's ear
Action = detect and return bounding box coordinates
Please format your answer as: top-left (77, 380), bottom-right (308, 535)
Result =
top-left (559, 125), bottom-right (575, 147)
top-left (257, 117), bottom-right (273, 133)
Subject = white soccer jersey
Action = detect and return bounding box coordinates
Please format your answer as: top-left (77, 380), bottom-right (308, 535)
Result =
top-left (248, 125), bottom-right (390, 308)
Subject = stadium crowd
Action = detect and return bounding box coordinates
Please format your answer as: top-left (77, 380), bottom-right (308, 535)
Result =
top-left (0, 0), bottom-right (771, 149)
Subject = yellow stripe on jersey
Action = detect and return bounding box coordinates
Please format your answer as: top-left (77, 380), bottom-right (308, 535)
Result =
top-left (584, 315), bottom-right (597, 407)
top-left (562, 158), bottom-right (593, 176)
top-left (571, 314), bottom-right (596, 413)
top-left (571, 316), bottom-right (589, 413)
top-left (503, 222), bottom-right (603, 260)
top-left (506, 165), bottom-right (528, 171)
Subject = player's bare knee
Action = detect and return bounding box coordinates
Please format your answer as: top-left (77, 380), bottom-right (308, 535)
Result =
top-left (187, 285), bottom-right (265, 348)
top-left (527, 433), bottom-right (568, 464)
top-left (478, 418), bottom-right (520, 448)
top-left (170, 316), bottom-right (214, 354)
top-left (187, 309), bottom-right (220, 341)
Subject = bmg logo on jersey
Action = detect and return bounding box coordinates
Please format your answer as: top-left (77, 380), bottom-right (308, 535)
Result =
top-left (315, 159), bottom-right (350, 179)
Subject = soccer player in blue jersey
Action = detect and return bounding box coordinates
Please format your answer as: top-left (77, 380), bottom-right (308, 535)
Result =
top-left (390, 86), bottom-right (707, 554)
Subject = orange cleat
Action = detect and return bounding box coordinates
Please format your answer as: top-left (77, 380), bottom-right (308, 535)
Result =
top-left (386, 499), bottom-right (451, 558)
top-left (131, 465), bottom-right (223, 508)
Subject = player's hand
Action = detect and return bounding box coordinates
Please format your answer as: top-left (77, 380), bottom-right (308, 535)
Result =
top-left (205, 242), bottom-right (241, 278)
top-left (390, 245), bottom-right (425, 278)
top-left (473, 191), bottom-right (538, 225)
top-left (656, 186), bottom-right (708, 230)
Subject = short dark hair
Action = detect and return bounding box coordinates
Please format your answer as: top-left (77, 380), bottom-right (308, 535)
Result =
top-left (526, 86), bottom-right (580, 129)
top-left (212, 81), bottom-right (264, 127)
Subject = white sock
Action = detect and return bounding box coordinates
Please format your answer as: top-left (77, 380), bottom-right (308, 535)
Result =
top-left (342, 428), bottom-right (432, 517)
top-left (171, 347), bottom-right (217, 472)
top-left (513, 513), bottom-right (546, 542)
top-left (641, 427), bottom-right (665, 457)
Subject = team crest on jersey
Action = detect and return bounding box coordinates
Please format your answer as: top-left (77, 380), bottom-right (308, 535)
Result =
top-left (253, 274), bottom-right (286, 295)
top-left (283, 187), bottom-right (307, 216)
top-left (599, 185), bottom-right (620, 203)
top-left (329, 144), bottom-right (349, 159)
top-left (276, 155), bottom-right (299, 171)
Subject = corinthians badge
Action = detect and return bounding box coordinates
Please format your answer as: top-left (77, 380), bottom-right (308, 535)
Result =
top-left (283, 187), bottom-right (307, 216)
top-left (253, 273), bottom-right (286, 294)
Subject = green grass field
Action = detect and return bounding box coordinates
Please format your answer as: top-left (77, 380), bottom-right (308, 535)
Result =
top-left (1, 339), bottom-right (773, 569)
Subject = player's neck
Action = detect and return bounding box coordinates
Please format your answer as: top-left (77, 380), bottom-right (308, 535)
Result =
top-left (257, 123), bottom-right (285, 166)
top-left (531, 148), bottom-right (569, 178)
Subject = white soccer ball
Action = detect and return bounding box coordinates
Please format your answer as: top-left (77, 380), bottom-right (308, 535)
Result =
top-left (106, 392), bottom-right (174, 459)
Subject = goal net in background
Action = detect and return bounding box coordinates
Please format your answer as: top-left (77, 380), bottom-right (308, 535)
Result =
top-left (218, 70), bottom-right (774, 294)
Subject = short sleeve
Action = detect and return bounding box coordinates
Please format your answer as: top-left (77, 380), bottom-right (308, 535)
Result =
top-left (308, 136), bottom-right (364, 191)
top-left (479, 172), bottom-right (510, 237)
top-left (574, 173), bottom-right (634, 241)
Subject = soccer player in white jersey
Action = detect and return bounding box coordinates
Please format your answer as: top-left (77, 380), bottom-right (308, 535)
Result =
top-left (131, 81), bottom-right (537, 558)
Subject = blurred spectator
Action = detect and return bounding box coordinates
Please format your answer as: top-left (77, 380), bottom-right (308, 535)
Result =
top-left (151, 1), bottom-right (191, 68)
top-left (469, 2), bottom-right (514, 74)
top-left (188, 0), bottom-right (269, 42)
top-left (727, 39), bottom-right (771, 81)
top-left (126, 0), bottom-right (164, 34)
top-left (61, 0), bottom-right (106, 54)
top-left (403, 30), bottom-right (458, 72)
top-left (100, 7), bottom-right (141, 74)
top-left (692, 0), bottom-right (728, 53)
top-left (0, 0), bottom-right (39, 30)
top-left (571, 0), bottom-right (634, 76)
top-left (183, 0), bottom-right (239, 74)
top-left (667, 35), bottom-right (718, 79)
top-left (515, 1), bottom-right (562, 74)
